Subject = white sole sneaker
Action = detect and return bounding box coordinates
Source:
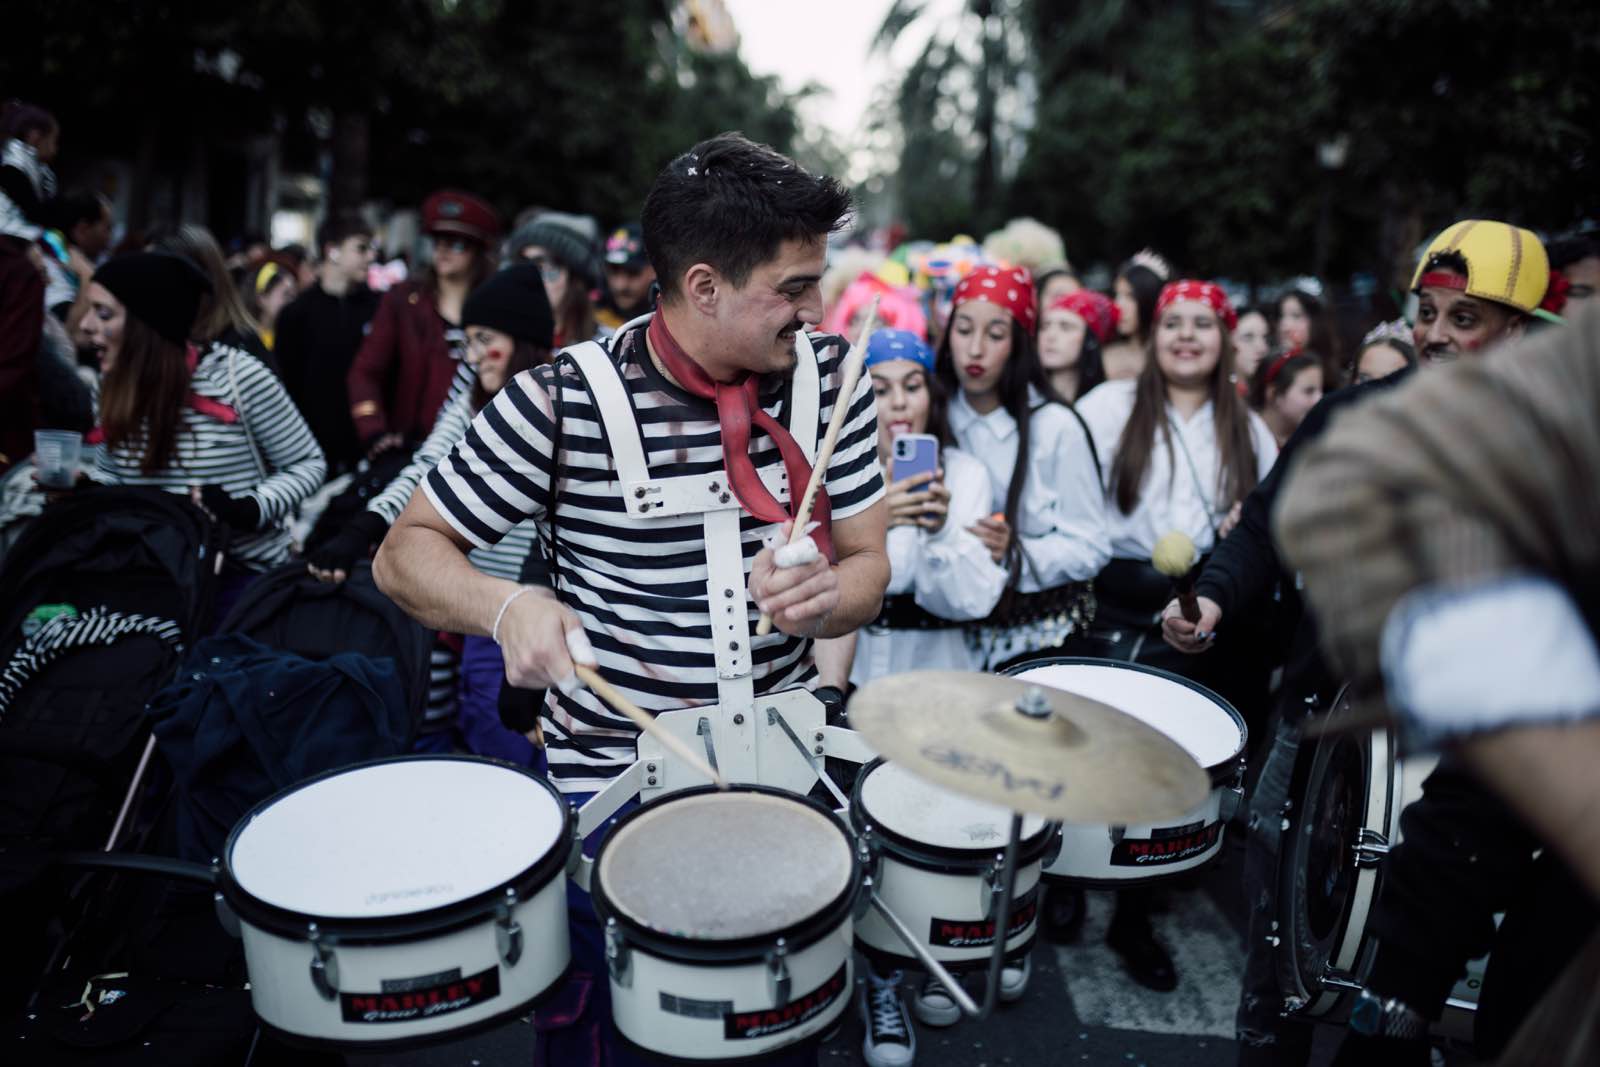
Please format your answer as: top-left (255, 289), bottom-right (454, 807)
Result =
top-left (912, 979), bottom-right (960, 1028)
top-left (860, 971), bottom-right (916, 1067)
top-left (999, 955), bottom-right (1031, 1002)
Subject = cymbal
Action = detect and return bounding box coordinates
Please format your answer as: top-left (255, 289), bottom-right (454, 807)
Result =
top-left (846, 671), bottom-right (1210, 823)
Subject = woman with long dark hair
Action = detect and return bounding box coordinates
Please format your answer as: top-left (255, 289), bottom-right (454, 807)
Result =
top-left (936, 264), bottom-right (1109, 670)
top-left (1103, 249), bottom-right (1170, 381)
top-left (1075, 278), bottom-right (1277, 991)
top-left (1275, 286), bottom-right (1344, 388)
top-left (307, 263), bottom-right (554, 766)
top-left (1037, 289), bottom-right (1115, 402)
top-left (507, 217), bottom-right (607, 346)
top-left (79, 252), bottom-right (325, 615)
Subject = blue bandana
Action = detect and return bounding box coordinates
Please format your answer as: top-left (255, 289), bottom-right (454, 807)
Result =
top-left (864, 327), bottom-right (935, 373)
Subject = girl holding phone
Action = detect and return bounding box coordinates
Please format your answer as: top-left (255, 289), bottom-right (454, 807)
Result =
top-left (935, 265), bottom-right (1110, 672)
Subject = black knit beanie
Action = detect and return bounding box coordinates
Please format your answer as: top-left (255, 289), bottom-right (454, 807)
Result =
top-left (92, 252), bottom-right (212, 346)
top-left (463, 262), bottom-right (556, 348)
top-left (508, 219), bottom-right (601, 289)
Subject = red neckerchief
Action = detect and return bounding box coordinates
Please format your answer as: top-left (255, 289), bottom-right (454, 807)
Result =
top-left (86, 345), bottom-right (239, 446)
top-left (645, 313), bottom-right (834, 561)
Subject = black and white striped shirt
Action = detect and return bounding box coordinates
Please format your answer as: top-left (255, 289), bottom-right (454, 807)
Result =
top-left (424, 325), bottom-right (884, 792)
top-left (371, 380), bottom-right (538, 583)
top-left (93, 344), bottom-right (327, 571)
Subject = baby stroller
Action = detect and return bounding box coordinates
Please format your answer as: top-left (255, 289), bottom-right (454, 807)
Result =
top-left (3, 560), bottom-right (431, 1064)
top-left (0, 487), bottom-right (225, 999)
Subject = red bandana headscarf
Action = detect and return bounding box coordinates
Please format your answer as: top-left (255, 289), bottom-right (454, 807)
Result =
top-left (951, 265), bottom-right (1037, 334)
top-left (645, 313), bottom-right (834, 561)
top-left (1048, 291), bottom-right (1120, 344)
top-left (1155, 280), bottom-right (1238, 331)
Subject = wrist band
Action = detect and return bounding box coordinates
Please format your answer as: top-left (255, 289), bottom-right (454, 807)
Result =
top-left (492, 586), bottom-right (536, 645)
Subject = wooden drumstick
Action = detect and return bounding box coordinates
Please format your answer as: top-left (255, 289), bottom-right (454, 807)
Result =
top-left (574, 664), bottom-right (729, 789)
top-left (754, 296), bottom-right (883, 638)
top-left (1152, 530), bottom-right (1201, 623)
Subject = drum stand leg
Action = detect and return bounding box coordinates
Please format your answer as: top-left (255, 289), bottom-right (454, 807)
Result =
top-left (869, 813), bottom-right (1025, 1022)
top-left (769, 706), bottom-right (850, 808)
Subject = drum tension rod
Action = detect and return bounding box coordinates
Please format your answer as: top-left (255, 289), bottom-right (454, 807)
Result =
top-left (769, 706), bottom-right (850, 809)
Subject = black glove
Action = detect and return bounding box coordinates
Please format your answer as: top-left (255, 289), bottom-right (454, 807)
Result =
top-left (198, 484), bottom-right (263, 531)
top-left (305, 511), bottom-right (390, 575)
top-left (498, 682), bottom-right (546, 735)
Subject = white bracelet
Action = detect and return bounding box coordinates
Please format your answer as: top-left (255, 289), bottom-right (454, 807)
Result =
top-left (491, 586), bottom-right (537, 645)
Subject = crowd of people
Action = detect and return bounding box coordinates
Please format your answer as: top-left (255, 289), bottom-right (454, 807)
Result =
top-left (5, 95), bottom-right (1600, 1067)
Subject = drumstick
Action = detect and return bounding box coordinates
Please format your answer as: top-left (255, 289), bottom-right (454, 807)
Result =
top-left (1152, 530), bottom-right (1201, 623)
top-left (755, 296), bottom-right (883, 638)
top-left (574, 664), bottom-right (728, 789)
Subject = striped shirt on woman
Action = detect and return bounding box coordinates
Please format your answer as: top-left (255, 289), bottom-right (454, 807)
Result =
top-left (93, 343), bottom-right (326, 571)
top-left (370, 377), bottom-right (539, 583)
top-left (423, 324), bottom-right (884, 793)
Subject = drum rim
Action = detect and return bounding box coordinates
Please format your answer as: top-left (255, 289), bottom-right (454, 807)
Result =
top-left (219, 754), bottom-right (572, 941)
top-left (850, 757), bottom-right (1055, 873)
top-left (591, 784), bottom-right (861, 963)
top-left (1001, 655), bottom-right (1248, 782)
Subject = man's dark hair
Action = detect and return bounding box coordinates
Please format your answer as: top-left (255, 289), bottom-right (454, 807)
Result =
top-left (316, 212), bottom-right (372, 257)
top-left (642, 132), bottom-right (851, 302)
top-left (50, 187), bottom-right (109, 235)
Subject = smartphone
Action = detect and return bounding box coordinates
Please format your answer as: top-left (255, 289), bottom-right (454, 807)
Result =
top-left (891, 433), bottom-right (940, 485)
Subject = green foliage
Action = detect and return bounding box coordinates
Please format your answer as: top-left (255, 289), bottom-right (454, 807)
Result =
top-left (1, 0), bottom-right (810, 232)
top-left (875, 0), bottom-right (1598, 284)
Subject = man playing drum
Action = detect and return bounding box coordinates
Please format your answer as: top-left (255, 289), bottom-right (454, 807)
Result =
top-left (374, 133), bottom-right (889, 1064)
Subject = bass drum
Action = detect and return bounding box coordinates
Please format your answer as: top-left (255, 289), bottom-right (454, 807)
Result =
top-left (1278, 687), bottom-right (1483, 1039)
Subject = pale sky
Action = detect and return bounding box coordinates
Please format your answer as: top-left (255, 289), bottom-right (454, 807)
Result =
top-left (722, 0), bottom-right (961, 180)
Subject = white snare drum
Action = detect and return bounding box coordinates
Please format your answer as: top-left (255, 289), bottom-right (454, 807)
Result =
top-left (851, 759), bottom-right (1054, 972)
top-left (591, 786), bottom-right (861, 1062)
top-left (1279, 687), bottom-right (1482, 1038)
top-left (219, 756), bottom-right (573, 1049)
top-left (1004, 658), bottom-right (1247, 885)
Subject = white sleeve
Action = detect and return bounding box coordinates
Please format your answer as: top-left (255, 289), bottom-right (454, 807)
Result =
top-left (884, 525), bottom-right (920, 596)
top-left (912, 451), bottom-right (1008, 621)
top-left (1248, 412), bottom-right (1279, 480)
top-left (1381, 573), bottom-right (1600, 747)
top-left (1015, 407), bottom-right (1112, 587)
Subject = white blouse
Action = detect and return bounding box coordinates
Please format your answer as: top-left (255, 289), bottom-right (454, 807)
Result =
top-left (1074, 378), bottom-right (1278, 559)
top-left (849, 448), bottom-right (1007, 686)
top-left (946, 388), bottom-right (1111, 592)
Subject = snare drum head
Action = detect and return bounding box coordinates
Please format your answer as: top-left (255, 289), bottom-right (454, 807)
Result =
top-left (228, 757), bottom-right (565, 919)
top-left (596, 791), bottom-right (853, 941)
top-left (1008, 661), bottom-right (1244, 771)
top-left (858, 761), bottom-right (1046, 850)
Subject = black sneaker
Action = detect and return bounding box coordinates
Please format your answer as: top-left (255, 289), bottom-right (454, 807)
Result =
top-left (859, 969), bottom-right (916, 1067)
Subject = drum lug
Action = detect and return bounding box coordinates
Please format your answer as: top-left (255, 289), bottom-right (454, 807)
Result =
top-left (1221, 783), bottom-right (1246, 822)
top-left (1352, 829), bottom-right (1390, 868)
top-left (307, 923), bottom-right (339, 1001)
top-left (765, 939), bottom-right (792, 1009)
top-left (1043, 824), bottom-right (1064, 868)
top-left (496, 887), bottom-right (524, 967)
top-left (853, 835), bottom-right (880, 921)
top-left (212, 891), bottom-right (241, 939)
top-left (606, 918), bottom-right (632, 988)
top-left (981, 854), bottom-right (1005, 921)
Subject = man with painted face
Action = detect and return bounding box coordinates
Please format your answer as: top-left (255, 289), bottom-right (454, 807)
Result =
top-left (1410, 218), bottom-right (1551, 363)
top-left (374, 133), bottom-right (888, 1065)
